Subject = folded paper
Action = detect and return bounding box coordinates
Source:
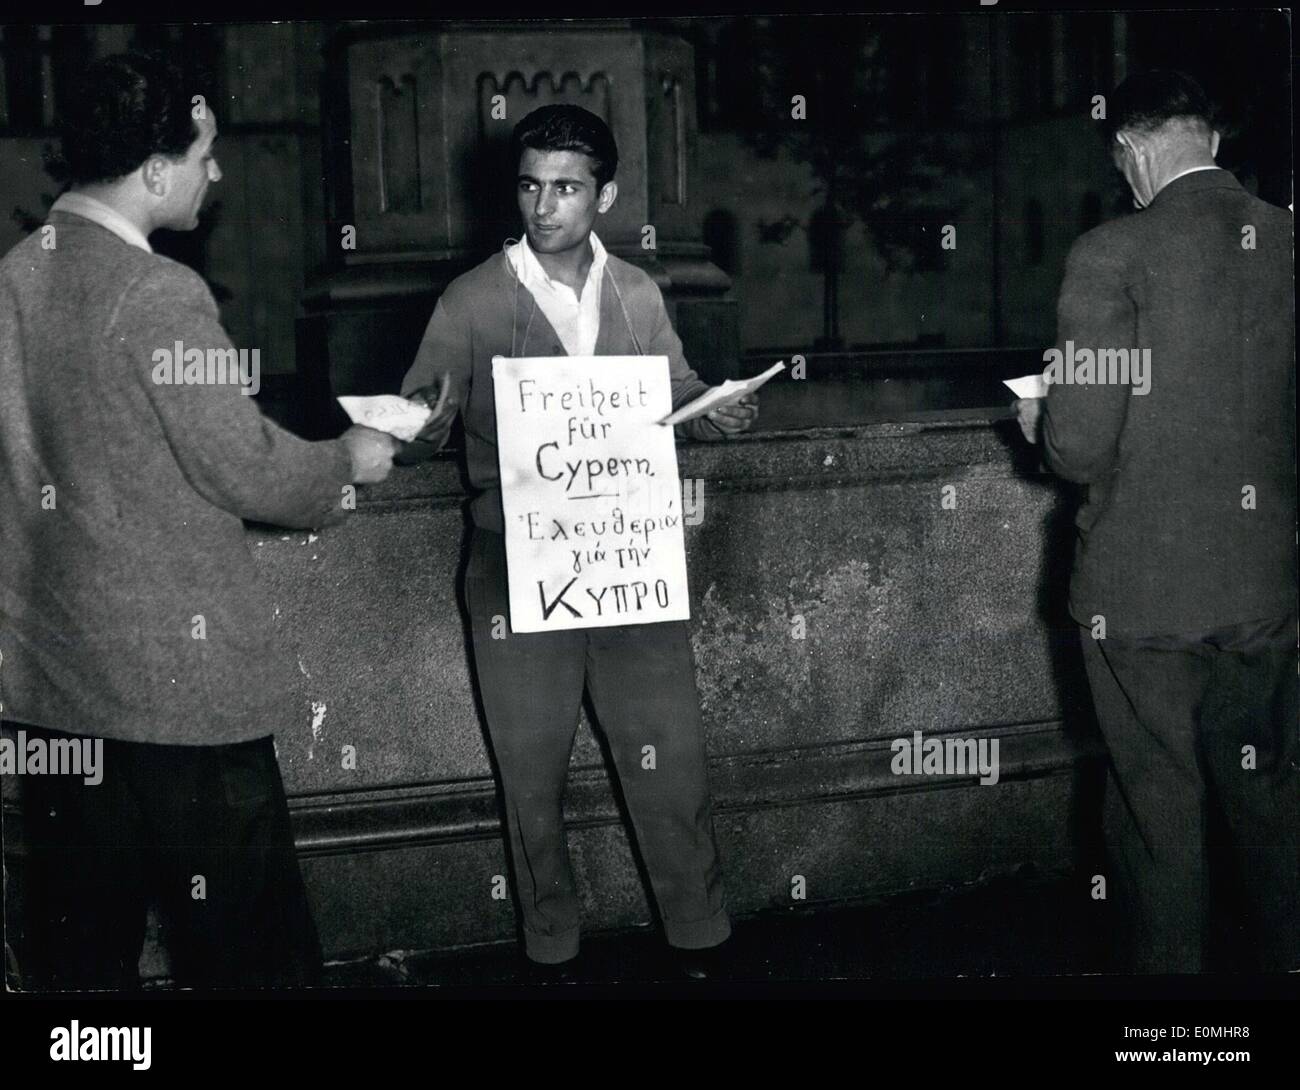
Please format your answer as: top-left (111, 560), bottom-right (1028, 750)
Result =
top-left (1003, 373), bottom-right (1048, 400)
top-left (659, 361), bottom-right (785, 426)
top-left (337, 395), bottom-right (434, 442)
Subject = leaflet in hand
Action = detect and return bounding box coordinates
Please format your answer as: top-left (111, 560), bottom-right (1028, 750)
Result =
top-left (658, 361), bottom-right (785, 426)
top-left (1003, 373), bottom-right (1048, 400)
top-left (337, 395), bottom-right (433, 442)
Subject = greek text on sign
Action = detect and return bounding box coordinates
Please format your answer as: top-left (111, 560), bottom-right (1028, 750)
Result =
top-left (492, 355), bottom-right (690, 633)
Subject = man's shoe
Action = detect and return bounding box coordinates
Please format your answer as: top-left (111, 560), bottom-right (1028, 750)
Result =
top-left (670, 941), bottom-right (732, 982)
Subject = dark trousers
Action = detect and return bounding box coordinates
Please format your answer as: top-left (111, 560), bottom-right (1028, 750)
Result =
top-left (15, 724), bottom-right (322, 990)
top-left (1079, 615), bottom-right (1299, 973)
top-left (465, 528), bottom-right (730, 963)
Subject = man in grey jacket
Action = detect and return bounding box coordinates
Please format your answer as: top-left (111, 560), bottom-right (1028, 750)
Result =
top-left (0, 53), bottom-right (397, 989)
top-left (1017, 71), bottom-right (1296, 973)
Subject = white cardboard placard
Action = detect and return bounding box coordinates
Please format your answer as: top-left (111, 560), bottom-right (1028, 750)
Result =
top-left (491, 355), bottom-right (690, 633)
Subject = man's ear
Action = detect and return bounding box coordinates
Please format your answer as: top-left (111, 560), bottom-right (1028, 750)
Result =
top-left (141, 155), bottom-right (170, 198)
top-left (1117, 131), bottom-right (1155, 176)
top-left (597, 179), bottom-right (618, 214)
top-left (1209, 130), bottom-right (1221, 158)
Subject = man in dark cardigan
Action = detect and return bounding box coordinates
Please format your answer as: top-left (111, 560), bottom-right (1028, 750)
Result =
top-left (399, 105), bottom-right (757, 978)
top-left (1017, 71), bottom-right (1297, 973)
top-left (0, 53), bottom-right (398, 989)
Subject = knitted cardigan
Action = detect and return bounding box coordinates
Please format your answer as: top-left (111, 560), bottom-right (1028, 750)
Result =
top-left (400, 246), bottom-right (718, 533)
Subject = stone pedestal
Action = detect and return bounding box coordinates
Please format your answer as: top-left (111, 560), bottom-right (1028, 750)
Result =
top-left (298, 22), bottom-right (737, 437)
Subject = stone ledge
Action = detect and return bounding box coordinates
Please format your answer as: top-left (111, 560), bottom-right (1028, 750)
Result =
top-left (288, 719), bottom-right (1103, 857)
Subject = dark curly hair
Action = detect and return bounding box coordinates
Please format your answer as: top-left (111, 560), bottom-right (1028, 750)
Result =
top-left (509, 104), bottom-right (618, 190)
top-left (46, 53), bottom-right (199, 186)
top-left (1101, 69), bottom-right (1219, 146)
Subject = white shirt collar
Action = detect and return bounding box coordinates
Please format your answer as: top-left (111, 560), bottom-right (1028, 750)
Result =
top-left (50, 191), bottom-right (153, 253)
top-left (505, 231), bottom-right (608, 356)
top-left (507, 230), bottom-right (607, 298)
top-left (1159, 165), bottom-right (1222, 193)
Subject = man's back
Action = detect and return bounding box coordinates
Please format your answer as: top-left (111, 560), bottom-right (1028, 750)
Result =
top-left (0, 213), bottom-right (351, 743)
top-left (1047, 169), bottom-right (1295, 635)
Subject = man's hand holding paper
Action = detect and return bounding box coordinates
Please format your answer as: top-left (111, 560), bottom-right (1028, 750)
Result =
top-left (702, 392), bottom-right (759, 437)
top-left (662, 359), bottom-right (781, 437)
top-left (335, 375), bottom-right (460, 466)
top-left (1012, 397), bottom-right (1043, 444)
top-left (1004, 373), bottom-right (1047, 445)
top-left (340, 425), bottom-right (401, 483)
top-left (404, 374), bottom-right (459, 448)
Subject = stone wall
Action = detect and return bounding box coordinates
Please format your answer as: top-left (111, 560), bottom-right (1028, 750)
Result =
top-left (249, 414), bottom-right (1102, 960)
top-left (3, 414), bottom-right (1105, 973)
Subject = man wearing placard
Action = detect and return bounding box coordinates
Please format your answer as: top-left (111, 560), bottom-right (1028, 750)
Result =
top-left (398, 105), bottom-right (757, 976)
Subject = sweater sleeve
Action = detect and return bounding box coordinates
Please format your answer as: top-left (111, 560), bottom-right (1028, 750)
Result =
top-left (643, 282), bottom-right (720, 443)
top-left (120, 264), bottom-right (353, 529)
top-left (1042, 231), bottom-right (1137, 483)
top-left (396, 290), bottom-right (472, 461)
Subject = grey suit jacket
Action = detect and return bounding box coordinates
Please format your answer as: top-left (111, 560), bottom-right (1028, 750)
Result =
top-left (1043, 168), bottom-right (1295, 636)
